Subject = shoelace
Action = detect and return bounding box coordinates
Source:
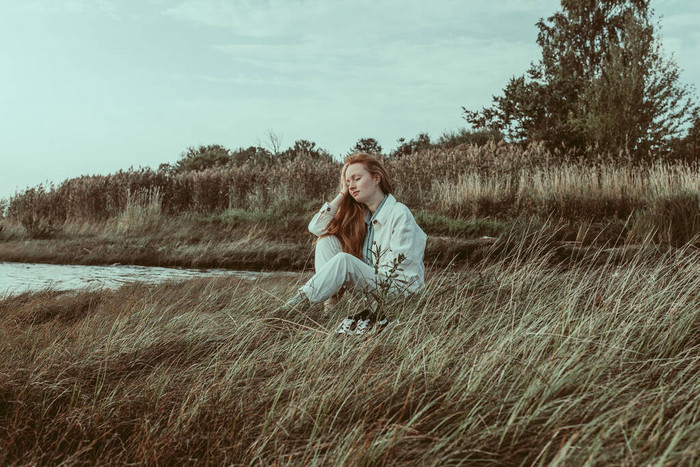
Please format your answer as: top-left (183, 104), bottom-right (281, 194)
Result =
top-left (354, 319), bottom-right (371, 335)
top-left (336, 318), bottom-right (355, 334)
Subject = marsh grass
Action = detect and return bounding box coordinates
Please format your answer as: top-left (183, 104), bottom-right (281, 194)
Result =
top-left (628, 190), bottom-right (700, 247)
top-left (6, 144), bottom-right (700, 247)
top-left (2, 230), bottom-right (699, 465)
top-left (0, 220), bottom-right (24, 242)
top-left (3, 149), bottom-right (698, 270)
top-left (116, 187), bottom-right (165, 236)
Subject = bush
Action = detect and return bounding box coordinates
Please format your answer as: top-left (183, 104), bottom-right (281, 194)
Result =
top-left (390, 133), bottom-right (431, 159)
top-left (436, 128), bottom-right (503, 149)
top-left (629, 191), bottom-right (700, 246)
top-left (174, 145), bottom-right (232, 173)
top-left (350, 138), bottom-right (382, 155)
top-left (8, 185), bottom-right (65, 239)
top-left (278, 140), bottom-right (333, 163)
top-left (167, 146), bottom-right (275, 169)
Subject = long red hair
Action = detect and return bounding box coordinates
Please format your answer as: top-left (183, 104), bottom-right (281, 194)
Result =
top-left (322, 153), bottom-right (393, 259)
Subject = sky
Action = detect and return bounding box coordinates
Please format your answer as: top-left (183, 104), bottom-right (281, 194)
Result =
top-left (1, 0), bottom-right (698, 201)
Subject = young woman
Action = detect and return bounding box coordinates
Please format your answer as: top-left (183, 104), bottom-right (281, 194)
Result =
top-left (282, 152), bottom-right (427, 334)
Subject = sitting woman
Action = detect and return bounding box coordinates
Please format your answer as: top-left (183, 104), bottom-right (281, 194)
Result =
top-left (282, 152), bottom-right (427, 334)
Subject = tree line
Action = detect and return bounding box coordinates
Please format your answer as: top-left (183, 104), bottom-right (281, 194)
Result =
top-left (162, 128), bottom-right (506, 174)
top-left (463, 0), bottom-right (698, 164)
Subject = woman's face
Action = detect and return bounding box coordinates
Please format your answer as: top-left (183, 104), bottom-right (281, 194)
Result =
top-left (346, 163), bottom-right (382, 205)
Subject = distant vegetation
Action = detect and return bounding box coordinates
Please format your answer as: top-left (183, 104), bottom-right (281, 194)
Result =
top-left (3, 0), bottom-right (700, 256)
top-left (2, 139), bottom-right (699, 251)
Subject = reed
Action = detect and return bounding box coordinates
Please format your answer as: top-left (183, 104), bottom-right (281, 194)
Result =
top-left (116, 187), bottom-right (164, 235)
top-left (5, 143), bottom-right (700, 247)
top-left (1, 229), bottom-right (698, 464)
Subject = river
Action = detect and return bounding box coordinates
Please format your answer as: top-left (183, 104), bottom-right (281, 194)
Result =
top-left (0, 262), bottom-right (297, 297)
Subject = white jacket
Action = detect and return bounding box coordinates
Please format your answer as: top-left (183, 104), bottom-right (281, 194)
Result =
top-left (308, 194), bottom-right (427, 294)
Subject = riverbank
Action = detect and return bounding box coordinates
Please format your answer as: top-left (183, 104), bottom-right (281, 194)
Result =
top-left (0, 261), bottom-right (296, 298)
top-left (0, 209), bottom-right (651, 271)
top-left (2, 238), bottom-right (698, 464)
top-left (4, 146), bottom-right (699, 272)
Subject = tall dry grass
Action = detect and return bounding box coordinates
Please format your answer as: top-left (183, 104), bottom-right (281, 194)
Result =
top-left (431, 161), bottom-right (700, 222)
top-left (1, 230), bottom-right (699, 464)
top-left (5, 142), bottom-right (700, 245)
top-left (116, 187), bottom-right (164, 235)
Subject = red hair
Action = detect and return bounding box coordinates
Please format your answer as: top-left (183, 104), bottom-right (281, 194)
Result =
top-left (322, 153), bottom-right (393, 259)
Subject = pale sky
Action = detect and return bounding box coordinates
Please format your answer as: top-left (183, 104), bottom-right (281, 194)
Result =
top-left (1, 0), bottom-right (698, 201)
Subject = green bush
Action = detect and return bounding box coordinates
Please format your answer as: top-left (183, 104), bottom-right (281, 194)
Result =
top-left (629, 191), bottom-right (700, 246)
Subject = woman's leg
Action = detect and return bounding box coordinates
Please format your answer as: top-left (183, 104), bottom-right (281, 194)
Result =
top-left (314, 235), bottom-right (342, 272)
top-left (301, 252), bottom-right (382, 304)
top-left (314, 236), bottom-right (347, 310)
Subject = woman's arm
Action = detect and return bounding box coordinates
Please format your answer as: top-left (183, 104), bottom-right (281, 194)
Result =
top-left (329, 191), bottom-right (345, 209)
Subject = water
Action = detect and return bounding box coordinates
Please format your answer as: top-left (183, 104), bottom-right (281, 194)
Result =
top-left (0, 262), bottom-right (297, 297)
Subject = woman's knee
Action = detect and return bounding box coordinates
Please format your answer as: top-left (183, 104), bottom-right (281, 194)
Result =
top-left (316, 235), bottom-right (341, 253)
top-left (333, 252), bottom-right (354, 262)
top-left (324, 251), bottom-right (356, 271)
top-left (314, 236), bottom-right (344, 272)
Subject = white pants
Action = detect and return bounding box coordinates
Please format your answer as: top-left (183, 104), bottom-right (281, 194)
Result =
top-left (300, 236), bottom-right (395, 304)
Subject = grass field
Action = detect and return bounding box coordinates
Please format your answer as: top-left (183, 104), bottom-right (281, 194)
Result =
top-left (2, 232), bottom-right (698, 465)
top-left (2, 143), bottom-right (699, 463)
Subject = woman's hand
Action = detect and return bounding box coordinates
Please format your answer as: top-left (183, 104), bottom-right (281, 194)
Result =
top-left (339, 163), bottom-right (349, 196)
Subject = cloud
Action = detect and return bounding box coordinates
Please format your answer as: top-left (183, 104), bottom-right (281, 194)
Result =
top-left (97, 0), bottom-right (120, 20)
top-left (163, 0), bottom-right (543, 104)
top-left (163, 0), bottom-right (557, 40)
top-left (156, 0), bottom-right (569, 150)
top-left (12, 0), bottom-right (120, 18)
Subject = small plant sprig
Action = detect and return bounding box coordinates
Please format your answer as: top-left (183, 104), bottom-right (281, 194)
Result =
top-left (363, 243), bottom-right (408, 313)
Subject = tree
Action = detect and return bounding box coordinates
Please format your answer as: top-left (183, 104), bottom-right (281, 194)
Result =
top-left (280, 139), bottom-right (333, 162)
top-left (464, 0), bottom-right (697, 160)
top-left (436, 128), bottom-right (504, 148)
top-left (350, 138), bottom-right (383, 155)
top-left (390, 133), bottom-right (431, 158)
top-left (669, 114), bottom-right (700, 164)
top-left (174, 144), bottom-right (231, 173)
top-left (257, 130), bottom-right (283, 156)
top-left (230, 146), bottom-right (274, 166)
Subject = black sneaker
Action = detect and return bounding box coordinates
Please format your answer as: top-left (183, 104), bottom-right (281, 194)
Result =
top-left (352, 309), bottom-right (388, 335)
top-left (335, 317), bottom-right (356, 334)
top-left (354, 316), bottom-right (372, 335)
top-left (377, 316), bottom-right (400, 334)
